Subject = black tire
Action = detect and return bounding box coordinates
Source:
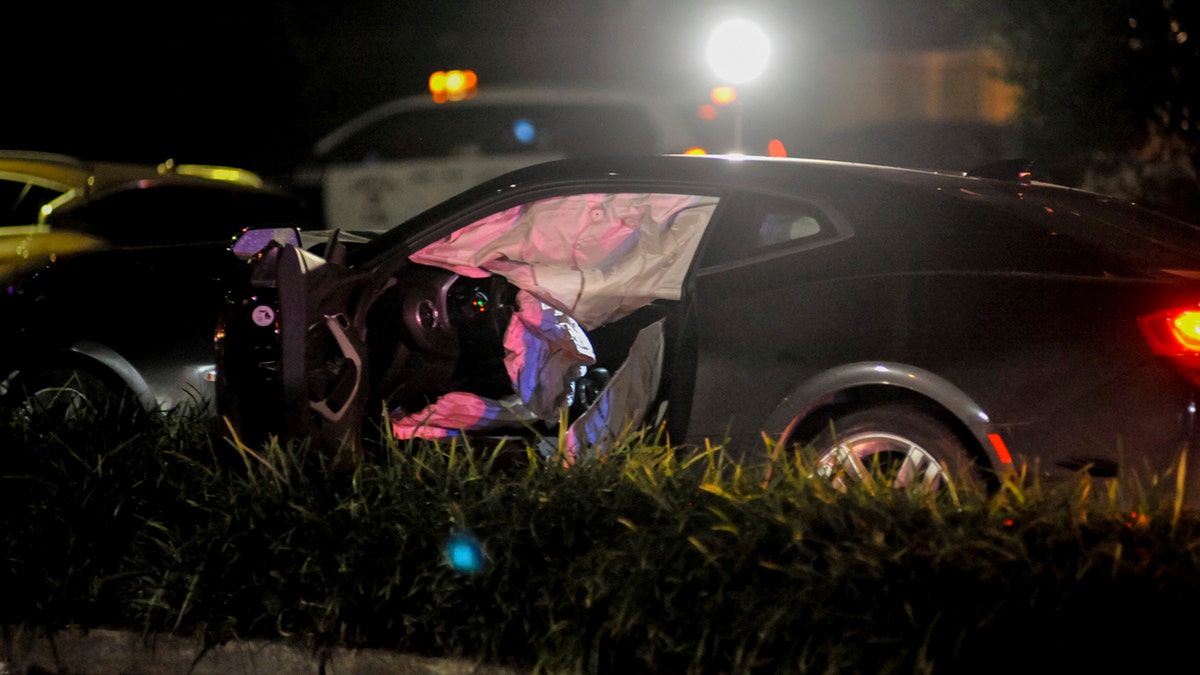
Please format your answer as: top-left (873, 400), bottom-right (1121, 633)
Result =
top-left (805, 404), bottom-right (977, 491)
top-left (4, 366), bottom-right (132, 424)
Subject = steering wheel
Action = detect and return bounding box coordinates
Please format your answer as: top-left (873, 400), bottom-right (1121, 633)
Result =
top-left (363, 266), bottom-right (459, 408)
top-left (365, 265), bottom-right (521, 408)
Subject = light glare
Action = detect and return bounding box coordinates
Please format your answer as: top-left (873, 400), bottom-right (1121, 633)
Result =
top-left (706, 19), bottom-right (770, 84)
top-left (444, 531), bottom-right (486, 574)
top-left (513, 119), bottom-right (536, 144)
top-left (710, 86), bottom-right (737, 105)
top-left (1174, 311), bottom-right (1200, 348)
top-left (429, 69), bottom-right (478, 103)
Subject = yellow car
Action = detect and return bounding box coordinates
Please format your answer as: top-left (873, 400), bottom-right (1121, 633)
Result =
top-left (0, 150), bottom-right (307, 417)
top-left (0, 152), bottom-right (269, 275)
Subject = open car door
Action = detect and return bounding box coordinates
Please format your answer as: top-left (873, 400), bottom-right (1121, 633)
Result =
top-left (275, 240), bottom-right (383, 462)
top-left (219, 231), bottom-right (383, 464)
top-left (220, 192), bottom-right (721, 463)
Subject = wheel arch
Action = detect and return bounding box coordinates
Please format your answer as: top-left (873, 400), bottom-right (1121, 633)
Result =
top-left (763, 361), bottom-right (1010, 473)
top-left (2, 341), bottom-right (157, 410)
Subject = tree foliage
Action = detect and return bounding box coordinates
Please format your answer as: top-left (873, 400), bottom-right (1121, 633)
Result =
top-left (971, 0), bottom-right (1199, 218)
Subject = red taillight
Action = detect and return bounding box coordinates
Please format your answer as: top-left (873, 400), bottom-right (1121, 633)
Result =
top-left (1139, 307), bottom-right (1200, 372)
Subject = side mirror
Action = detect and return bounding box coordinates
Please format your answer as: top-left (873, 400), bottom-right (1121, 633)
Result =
top-left (231, 227), bottom-right (301, 260)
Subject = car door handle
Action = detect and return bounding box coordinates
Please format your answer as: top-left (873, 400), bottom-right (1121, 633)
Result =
top-left (309, 313), bottom-right (363, 423)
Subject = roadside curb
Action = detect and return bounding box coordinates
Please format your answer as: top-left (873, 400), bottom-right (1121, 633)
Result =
top-left (1, 627), bottom-right (522, 674)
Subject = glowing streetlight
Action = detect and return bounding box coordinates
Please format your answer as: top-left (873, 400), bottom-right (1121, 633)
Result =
top-left (705, 19), bottom-right (770, 153)
top-left (706, 19), bottom-right (770, 84)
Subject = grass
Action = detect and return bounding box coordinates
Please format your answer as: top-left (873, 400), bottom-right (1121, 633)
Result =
top-left (4, 403), bottom-right (1200, 673)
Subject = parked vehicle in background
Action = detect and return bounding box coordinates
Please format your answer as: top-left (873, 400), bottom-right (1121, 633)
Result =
top-left (219, 154), bottom-right (1200, 500)
top-left (291, 85), bottom-right (701, 234)
top-left (0, 151), bottom-right (309, 417)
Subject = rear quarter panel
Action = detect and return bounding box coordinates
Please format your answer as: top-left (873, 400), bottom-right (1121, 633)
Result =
top-left (683, 175), bottom-right (1200, 477)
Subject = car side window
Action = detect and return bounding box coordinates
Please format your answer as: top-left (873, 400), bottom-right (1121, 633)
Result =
top-left (0, 178), bottom-right (66, 227)
top-left (699, 192), bottom-right (845, 269)
top-left (757, 213), bottom-right (822, 246)
top-left (50, 186), bottom-right (305, 247)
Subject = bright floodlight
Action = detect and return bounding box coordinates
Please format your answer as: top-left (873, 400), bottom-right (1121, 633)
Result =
top-left (706, 19), bottom-right (770, 84)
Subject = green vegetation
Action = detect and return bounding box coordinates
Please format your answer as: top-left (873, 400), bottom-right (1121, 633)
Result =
top-left (965, 0), bottom-right (1200, 221)
top-left (3, 405), bottom-right (1200, 673)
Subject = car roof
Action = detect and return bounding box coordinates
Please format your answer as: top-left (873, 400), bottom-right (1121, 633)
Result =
top-left (357, 153), bottom-right (1200, 262)
top-left (0, 151), bottom-right (137, 192)
top-left (312, 85), bottom-right (697, 159)
top-left (449, 153), bottom-right (987, 196)
top-left (0, 150), bottom-right (283, 227)
top-left (457, 153), bottom-right (1150, 204)
top-left (351, 153), bottom-right (1200, 287)
top-left (0, 150), bottom-right (268, 196)
top-left (354, 155), bottom-right (938, 255)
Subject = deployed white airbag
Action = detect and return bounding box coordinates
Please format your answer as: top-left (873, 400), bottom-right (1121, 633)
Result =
top-left (409, 192), bottom-right (718, 329)
top-left (391, 191), bottom-right (717, 448)
top-left (391, 392), bottom-right (539, 439)
top-left (503, 290), bottom-right (596, 419)
top-left (563, 318), bottom-right (664, 460)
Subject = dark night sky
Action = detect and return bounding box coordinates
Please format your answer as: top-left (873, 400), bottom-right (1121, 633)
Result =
top-left (2, 1), bottom-right (981, 174)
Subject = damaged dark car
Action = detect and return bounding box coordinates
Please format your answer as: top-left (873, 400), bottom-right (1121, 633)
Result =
top-left (217, 154), bottom-right (1200, 498)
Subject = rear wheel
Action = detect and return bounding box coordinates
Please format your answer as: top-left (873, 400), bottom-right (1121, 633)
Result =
top-left (806, 404), bottom-right (976, 491)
